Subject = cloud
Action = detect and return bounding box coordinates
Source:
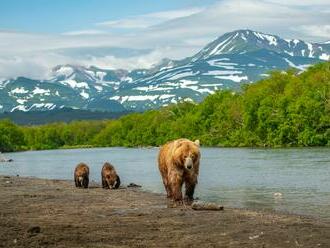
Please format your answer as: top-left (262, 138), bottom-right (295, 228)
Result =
top-left (0, 54), bottom-right (64, 80)
top-left (0, 48), bottom-right (165, 80)
top-left (0, 0), bottom-right (329, 79)
top-left (97, 7), bottom-right (204, 29)
top-left (146, 8), bottom-right (205, 19)
top-left (293, 25), bottom-right (330, 40)
top-left (144, 0), bottom-right (330, 42)
top-left (0, 30), bottom-right (135, 55)
top-left (265, 0), bottom-right (330, 6)
top-left (80, 49), bottom-right (172, 70)
top-left (62, 30), bottom-right (109, 36)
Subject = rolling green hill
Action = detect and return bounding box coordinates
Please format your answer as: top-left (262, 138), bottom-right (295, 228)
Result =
top-left (0, 108), bottom-right (129, 125)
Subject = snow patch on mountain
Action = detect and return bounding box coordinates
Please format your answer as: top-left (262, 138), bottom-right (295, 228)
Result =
top-left (11, 103), bottom-right (57, 112)
top-left (135, 85), bottom-right (174, 91)
top-left (207, 60), bottom-right (238, 69)
top-left (121, 76), bottom-right (133, 83)
top-left (116, 95), bottom-right (160, 103)
top-left (11, 87), bottom-right (29, 94)
top-left (96, 71), bottom-right (106, 80)
top-left (253, 32), bottom-right (278, 46)
top-left (53, 66), bottom-right (74, 78)
top-left (306, 43), bottom-right (314, 58)
top-left (215, 75), bottom-right (248, 83)
top-left (168, 71), bottom-right (198, 80)
top-left (94, 85), bottom-right (103, 92)
top-left (33, 87), bottom-right (50, 95)
top-left (209, 35), bottom-right (233, 57)
top-left (11, 105), bottom-right (28, 112)
top-left (203, 70), bottom-right (242, 76)
top-left (17, 99), bottom-right (27, 105)
top-left (159, 94), bottom-right (176, 100)
top-left (61, 80), bottom-right (89, 89)
top-left (320, 53), bottom-right (330, 60)
top-left (283, 58), bottom-right (311, 70)
top-left (80, 90), bottom-right (89, 99)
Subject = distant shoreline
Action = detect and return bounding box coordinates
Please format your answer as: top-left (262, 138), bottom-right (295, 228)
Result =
top-left (3, 144), bottom-right (330, 154)
top-left (1, 175), bottom-right (329, 247)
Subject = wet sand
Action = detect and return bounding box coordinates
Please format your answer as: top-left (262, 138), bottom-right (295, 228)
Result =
top-left (0, 175), bottom-right (329, 248)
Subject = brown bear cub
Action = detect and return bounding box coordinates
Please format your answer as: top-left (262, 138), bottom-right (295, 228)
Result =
top-left (158, 138), bottom-right (200, 204)
top-left (101, 162), bottom-right (121, 189)
top-left (74, 163), bottom-right (89, 188)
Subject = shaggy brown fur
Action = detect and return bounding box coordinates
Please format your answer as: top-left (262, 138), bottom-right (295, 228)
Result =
top-left (101, 162), bottom-right (121, 189)
top-left (74, 163), bottom-right (89, 188)
top-left (158, 138), bottom-right (200, 204)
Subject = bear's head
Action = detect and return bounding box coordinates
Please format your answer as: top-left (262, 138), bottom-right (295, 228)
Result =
top-left (106, 174), bottom-right (120, 189)
top-left (173, 139), bottom-right (200, 171)
top-left (103, 163), bottom-right (119, 189)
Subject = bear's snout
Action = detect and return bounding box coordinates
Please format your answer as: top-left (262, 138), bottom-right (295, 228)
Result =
top-left (184, 157), bottom-right (193, 170)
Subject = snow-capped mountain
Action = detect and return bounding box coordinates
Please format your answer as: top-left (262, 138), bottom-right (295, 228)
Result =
top-left (0, 29), bottom-right (329, 113)
top-left (110, 30), bottom-right (328, 110)
top-left (0, 65), bottom-right (146, 113)
top-left (192, 30), bottom-right (330, 61)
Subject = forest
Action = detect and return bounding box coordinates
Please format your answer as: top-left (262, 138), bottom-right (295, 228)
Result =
top-left (0, 62), bottom-right (329, 152)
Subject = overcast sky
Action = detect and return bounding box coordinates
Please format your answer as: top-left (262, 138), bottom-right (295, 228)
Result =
top-left (0, 0), bottom-right (329, 79)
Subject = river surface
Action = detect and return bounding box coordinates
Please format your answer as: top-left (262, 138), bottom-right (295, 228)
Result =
top-left (1, 147), bottom-right (329, 219)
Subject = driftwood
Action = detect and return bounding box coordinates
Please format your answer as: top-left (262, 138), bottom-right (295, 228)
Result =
top-left (191, 201), bottom-right (224, 211)
top-left (127, 183), bottom-right (142, 188)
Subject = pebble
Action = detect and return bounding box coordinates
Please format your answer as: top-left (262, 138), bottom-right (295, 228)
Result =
top-left (27, 226), bottom-right (41, 234)
top-left (273, 192), bottom-right (283, 198)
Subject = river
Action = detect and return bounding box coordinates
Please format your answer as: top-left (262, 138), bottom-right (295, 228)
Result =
top-left (1, 147), bottom-right (329, 219)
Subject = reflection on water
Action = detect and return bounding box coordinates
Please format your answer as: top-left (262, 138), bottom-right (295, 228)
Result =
top-left (1, 147), bottom-right (329, 219)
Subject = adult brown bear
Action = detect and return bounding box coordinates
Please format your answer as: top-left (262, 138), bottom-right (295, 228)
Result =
top-left (101, 162), bottom-right (121, 189)
top-left (158, 138), bottom-right (200, 204)
top-left (74, 163), bottom-right (89, 188)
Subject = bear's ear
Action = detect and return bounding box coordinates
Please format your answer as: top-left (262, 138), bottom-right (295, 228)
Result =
top-left (194, 140), bottom-right (200, 147)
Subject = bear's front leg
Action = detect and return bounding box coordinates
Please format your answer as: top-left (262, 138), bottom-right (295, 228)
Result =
top-left (169, 170), bottom-right (184, 203)
top-left (102, 177), bottom-right (108, 189)
top-left (74, 176), bottom-right (79, 187)
top-left (184, 181), bottom-right (196, 204)
top-left (83, 177), bottom-right (89, 188)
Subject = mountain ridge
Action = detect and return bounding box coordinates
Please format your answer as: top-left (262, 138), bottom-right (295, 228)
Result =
top-left (192, 29), bottom-right (329, 61)
top-left (0, 29), bottom-right (329, 113)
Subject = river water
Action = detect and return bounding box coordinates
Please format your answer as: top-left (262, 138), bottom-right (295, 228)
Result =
top-left (1, 147), bottom-right (329, 219)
